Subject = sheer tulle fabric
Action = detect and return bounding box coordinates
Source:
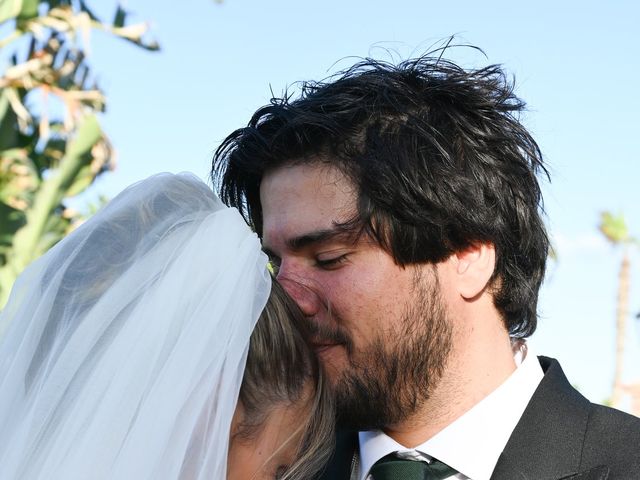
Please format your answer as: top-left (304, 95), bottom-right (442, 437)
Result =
top-left (0, 173), bottom-right (271, 479)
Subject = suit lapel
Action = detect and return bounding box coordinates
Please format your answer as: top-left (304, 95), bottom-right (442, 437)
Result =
top-left (325, 358), bottom-right (613, 480)
top-left (319, 429), bottom-right (359, 480)
top-left (491, 357), bottom-right (598, 480)
top-left (556, 466), bottom-right (610, 480)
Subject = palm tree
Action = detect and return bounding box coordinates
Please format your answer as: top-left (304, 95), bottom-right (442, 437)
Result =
top-left (598, 212), bottom-right (638, 407)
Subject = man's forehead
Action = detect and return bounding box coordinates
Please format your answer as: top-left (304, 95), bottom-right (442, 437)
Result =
top-left (261, 161), bottom-right (354, 197)
top-left (260, 162), bottom-right (357, 246)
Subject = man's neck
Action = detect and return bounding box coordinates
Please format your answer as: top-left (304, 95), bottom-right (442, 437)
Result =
top-left (382, 323), bottom-right (517, 447)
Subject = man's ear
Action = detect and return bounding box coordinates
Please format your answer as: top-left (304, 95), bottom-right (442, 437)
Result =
top-left (453, 243), bottom-right (496, 300)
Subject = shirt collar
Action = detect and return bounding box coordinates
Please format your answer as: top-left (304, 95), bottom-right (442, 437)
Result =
top-left (358, 344), bottom-right (544, 480)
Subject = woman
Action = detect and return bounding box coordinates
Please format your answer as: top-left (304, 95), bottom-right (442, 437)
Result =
top-left (229, 281), bottom-right (333, 479)
top-left (0, 173), bottom-right (333, 479)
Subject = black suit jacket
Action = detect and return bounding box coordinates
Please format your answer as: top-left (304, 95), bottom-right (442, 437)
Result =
top-left (320, 357), bottom-right (640, 479)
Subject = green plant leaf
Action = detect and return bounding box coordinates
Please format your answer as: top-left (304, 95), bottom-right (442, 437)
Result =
top-left (0, 0), bottom-right (159, 313)
top-left (17, 0), bottom-right (38, 20)
top-left (0, 201), bottom-right (26, 249)
top-left (112, 4), bottom-right (126, 27)
top-left (78, 0), bottom-right (100, 21)
top-left (119, 35), bottom-right (160, 52)
top-left (5, 115), bottom-right (101, 277)
top-left (0, 0), bottom-right (23, 25)
top-left (599, 211), bottom-right (629, 245)
top-left (0, 148), bottom-right (37, 208)
top-left (63, 114), bottom-right (101, 163)
top-left (35, 209), bottom-right (70, 257)
top-left (65, 163), bottom-right (94, 197)
top-left (0, 90), bottom-right (19, 151)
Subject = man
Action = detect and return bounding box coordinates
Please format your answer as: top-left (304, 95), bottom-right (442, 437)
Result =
top-left (212, 54), bottom-right (640, 479)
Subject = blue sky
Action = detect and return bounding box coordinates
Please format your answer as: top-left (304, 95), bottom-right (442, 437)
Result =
top-left (78, 0), bottom-right (640, 407)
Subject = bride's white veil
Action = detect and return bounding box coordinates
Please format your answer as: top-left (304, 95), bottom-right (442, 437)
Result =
top-left (0, 173), bottom-right (271, 480)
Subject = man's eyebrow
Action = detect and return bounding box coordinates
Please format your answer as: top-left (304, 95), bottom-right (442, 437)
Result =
top-left (263, 226), bottom-right (359, 258)
top-left (287, 227), bottom-right (352, 251)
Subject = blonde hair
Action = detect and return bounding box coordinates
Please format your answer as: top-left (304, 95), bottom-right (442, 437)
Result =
top-left (238, 280), bottom-right (335, 480)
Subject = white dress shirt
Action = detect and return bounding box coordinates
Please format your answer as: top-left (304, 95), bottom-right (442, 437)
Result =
top-left (357, 344), bottom-right (544, 480)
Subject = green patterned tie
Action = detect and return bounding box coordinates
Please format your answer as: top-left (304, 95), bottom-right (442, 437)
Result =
top-left (369, 453), bottom-right (457, 480)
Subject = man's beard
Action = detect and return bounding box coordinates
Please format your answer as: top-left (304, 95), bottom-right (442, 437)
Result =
top-left (334, 269), bottom-right (453, 431)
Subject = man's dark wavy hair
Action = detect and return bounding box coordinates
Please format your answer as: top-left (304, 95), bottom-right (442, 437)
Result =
top-left (212, 53), bottom-right (549, 338)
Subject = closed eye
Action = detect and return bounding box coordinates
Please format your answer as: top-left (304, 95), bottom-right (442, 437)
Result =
top-left (315, 254), bottom-right (348, 270)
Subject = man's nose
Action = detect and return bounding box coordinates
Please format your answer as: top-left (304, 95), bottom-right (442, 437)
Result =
top-left (276, 270), bottom-right (321, 317)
